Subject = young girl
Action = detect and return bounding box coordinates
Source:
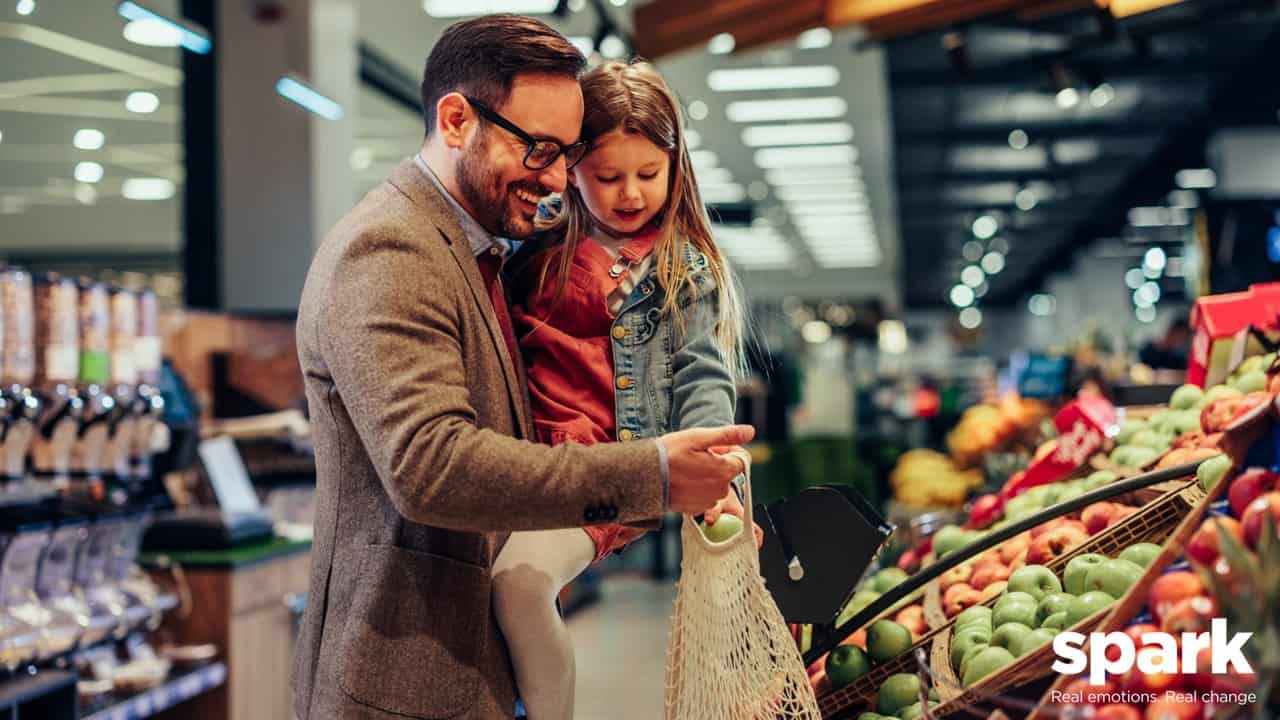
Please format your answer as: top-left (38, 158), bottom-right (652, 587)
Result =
top-left (491, 59), bottom-right (751, 720)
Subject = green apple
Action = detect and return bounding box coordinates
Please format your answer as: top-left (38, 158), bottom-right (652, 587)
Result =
top-left (1040, 612), bottom-right (1069, 631)
top-left (1115, 420), bottom-right (1146, 445)
top-left (951, 625), bottom-right (992, 669)
top-left (837, 589), bottom-right (882, 627)
top-left (1064, 554), bottom-right (1107, 595)
top-left (1131, 429), bottom-right (1173, 451)
top-left (993, 599), bottom-right (1038, 629)
top-left (1170, 410), bottom-right (1202, 435)
top-left (1013, 628), bottom-right (1057, 657)
top-left (1036, 592), bottom-right (1074, 624)
top-left (954, 606), bottom-right (993, 632)
top-left (1170, 384), bottom-right (1205, 411)
top-left (700, 513), bottom-right (743, 543)
top-left (867, 619), bottom-right (913, 663)
top-left (826, 645), bottom-right (872, 690)
top-left (933, 525), bottom-right (971, 558)
top-left (994, 591), bottom-right (1037, 614)
top-left (1055, 482), bottom-right (1086, 504)
top-left (990, 622), bottom-right (1033, 652)
top-left (962, 646), bottom-right (1016, 687)
top-left (1024, 485), bottom-right (1057, 506)
top-left (1197, 454), bottom-right (1231, 492)
top-left (1083, 558), bottom-right (1144, 598)
top-left (1007, 565), bottom-right (1063, 602)
top-left (1066, 591), bottom-right (1115, 626)
top-left (876, 673), bottom-right (920, 716)
top-left (871, 567), bottom-right (910, 593)
top-left (929, 688), bottom-right (939, 702)
top-left (1083, 470), bottom-right (1119, 492)
top-left (1118, 543), bottom-right (1162, 569)
top-left (958, 641), bottom-right (989, 677)
top-left (1232, 370), bottom-right (1267, 394)
top-left (1119, 445), bottom-right (1160, 468)
top-left (897, 701), bottom-right (939, 720)
top-left (1003, 495), bottom-right (1041, 521)
top-left (1205, 385), bottom-right (1242, 403)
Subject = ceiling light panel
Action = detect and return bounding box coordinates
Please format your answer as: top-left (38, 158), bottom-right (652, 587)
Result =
top-left (707, 66), bottom-right (839, 92)
top-left (423, 0), bottom-right (557, 16)
top-left (725, 97), bottom-right (847, 123)
top-left (754, 144), bottom-right (857, 169)
top-left (741, 122), bottom-right (854, 148)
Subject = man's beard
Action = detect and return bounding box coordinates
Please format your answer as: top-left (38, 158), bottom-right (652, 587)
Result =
top-left (456, 135), bottom-right (543, 240)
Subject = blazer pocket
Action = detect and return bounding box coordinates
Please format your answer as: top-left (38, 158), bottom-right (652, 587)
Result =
top-left (337, 544), bottom-right (488, 718)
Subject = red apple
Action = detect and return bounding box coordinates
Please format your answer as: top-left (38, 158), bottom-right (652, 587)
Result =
top-left (807, 653), bottom-right (827, 677)
top-left (1031, 517), bottom-right (1087, 540)
top-left (897, 548), bottom-right (921, 573)
top-left (967, 493), bottom-right (1003, 530)
top-left (1202, 397), bottom-right (1245, 433)
top-left (944, 583), bottom-right (982, 617)
top-left (1123, 667), bottom-right (1183, 694)
top-left (1026, 523), bottom-right (1090, 565)
top-left (1228, 468), bottom-right (1278, 518)
top-left (809, 669), bottom-right (831, 695)
top-left (895, 605), bottom-right (928, 639)
top-left (1241, 491), bottom-right (1280, 548)
top-left (979, 581), bottom-right (1007, 602)
top-left (1187, 516), bottom-right (1245, 566)
top-left (1210, 554), bottom-right (1250, 598)
top-left (1082, 502), bottom-right (1136, 536)
top-left (970, 561), bottom-right (1011, 591)
top-left (998, 531), bottom-right (1032, 564)
top-left (939, 562), bottom-right (974, 591)
top-left (1161, 595), bottom-right (1218, 636)
top-left (1148, 571), bottom-right (1206, 623)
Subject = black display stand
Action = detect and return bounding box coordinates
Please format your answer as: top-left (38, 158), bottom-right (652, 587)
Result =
top-left (0, 670), bottom-right (77, 719)
top-left (0, 662), bottom-right (226, 720)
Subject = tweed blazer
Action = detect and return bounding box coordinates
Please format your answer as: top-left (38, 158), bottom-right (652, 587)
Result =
top-left (291, 157), bottom-right (666, 719)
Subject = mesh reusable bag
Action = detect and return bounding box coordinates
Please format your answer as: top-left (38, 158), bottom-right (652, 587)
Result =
top-left (664, 454), bottom-right (821, 720)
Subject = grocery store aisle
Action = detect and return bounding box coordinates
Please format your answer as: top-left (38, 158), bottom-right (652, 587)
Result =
top-left (567, 574), bottom-right (676, 719)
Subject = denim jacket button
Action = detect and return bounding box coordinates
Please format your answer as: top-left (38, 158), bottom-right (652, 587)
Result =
top-left (612, 326), bottom-right (627, 340)
top-left (618, 429), bottom-right (634, 441)
top-left (616, 376), bottom-right (632, 390)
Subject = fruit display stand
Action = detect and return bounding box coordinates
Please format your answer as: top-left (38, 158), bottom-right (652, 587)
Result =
top-left (809, 462), bottom-right (1206, 719)
top-left (927, 477), bottom-right (1208, 718)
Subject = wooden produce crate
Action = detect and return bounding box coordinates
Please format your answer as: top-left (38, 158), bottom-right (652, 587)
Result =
top-left (926, 477), bottom-right (1201, 718)
top-left (1026, 479), bottom-right (1221, 719)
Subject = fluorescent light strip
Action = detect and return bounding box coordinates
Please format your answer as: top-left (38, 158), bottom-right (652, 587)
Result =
top-left (0, 72), bottom-right (156, 98)
top-left (122, 177), bottom-right (174, 200)
top-left (117, 2), bottom-right (211, 54)
top-left (700, 184), bottom-right (745, 203)
top-left (726, 97), bottom-right (847, 123)
top-left (276, 76), bottom-right (344, 121)
top-left (0, 22), bottom-right (182, 86)
top-left (695, 166), bottom-right (732, 184)
top-left (775, 188), bottom-right (865, 203)
top-left (690, 150), bottom-right (718, 169)
top-left (765, 167), bottom-right (862, 186)
top-left (754, 144), bottom-right (857, 169)
top-left (741, 122), bottom-right (854, 148)
top-left (0, 95), bottom-right (176, 121)
top-left (708, 66), bottom-right (839, 92)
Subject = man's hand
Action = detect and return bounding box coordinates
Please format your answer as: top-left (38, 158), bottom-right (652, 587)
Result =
top-left (663, 425), bottom-right (754, 515)
top-left (703, 480), bottom-right (765, 549)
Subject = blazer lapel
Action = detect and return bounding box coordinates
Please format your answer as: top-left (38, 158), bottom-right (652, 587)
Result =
top-left (387, 158), bottom-right (530, 437)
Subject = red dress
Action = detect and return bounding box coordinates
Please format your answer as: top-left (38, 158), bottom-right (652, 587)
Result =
top-left (512, 229), bottom-right (658, 561)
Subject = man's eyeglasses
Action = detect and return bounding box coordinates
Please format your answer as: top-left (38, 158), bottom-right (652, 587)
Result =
top-left (465, 96), bottom-right (588, 171)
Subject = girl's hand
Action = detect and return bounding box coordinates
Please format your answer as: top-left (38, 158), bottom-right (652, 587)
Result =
top-left (703, 485), bottom-right (764, 549)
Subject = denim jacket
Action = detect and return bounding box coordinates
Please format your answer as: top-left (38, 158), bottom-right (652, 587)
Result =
top-left (510, 232), bottom-right (737, 445)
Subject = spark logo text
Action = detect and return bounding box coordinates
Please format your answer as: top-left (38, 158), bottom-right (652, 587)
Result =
top-left (1051, 618), bottom-right (1253, 685)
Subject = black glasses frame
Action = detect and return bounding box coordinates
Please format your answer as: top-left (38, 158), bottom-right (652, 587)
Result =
top-left (464, 96), bottom-right (588, 171)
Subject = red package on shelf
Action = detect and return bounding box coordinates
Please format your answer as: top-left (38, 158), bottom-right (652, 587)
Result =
top-left (1000, 394), bottom-right (1117, 501)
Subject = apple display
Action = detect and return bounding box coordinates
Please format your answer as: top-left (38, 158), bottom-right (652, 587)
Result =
top-left (1118, 542), bottom-right (1162, 568)
top-left (1066, 591), bottom-right (1115, 626)
top-left (1006, 564), bottom-right (1063, 601)
top-left (961, 646), bottom-right (1016, 687)
top-left (1026, 523), bottom-right (1090, 565)
top-left (1082, 558), bottom-right (1145, 598)
top-left (1064, 554), bottom-right (1107, 595)
top-left (1037, 592), bottom-right (1074, 624)
top-left (1148, 571), bottom-right (1206, 623)
top-left (1241, 491), bottom-right (1280, 548)
top-left (866, 619), bottom-right (913, 663)
top-left (1013, 628), bottom-right (1056, 657)
top-left (825, 645), bottom-right (871, 689)
top-left (1186, 516), bottom-right (1243, 566)
top-left (875, 673), bottom-right (920, 716)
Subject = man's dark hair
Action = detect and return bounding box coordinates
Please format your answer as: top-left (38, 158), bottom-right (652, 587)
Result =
top-left (420, 14), bottom-right (585, 137)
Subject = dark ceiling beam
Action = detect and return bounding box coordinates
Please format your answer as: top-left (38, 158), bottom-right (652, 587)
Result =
top-left (895, 160), bottom-right (1131, 183)
top-left (890, 59), bottom-right (1220, 90)
top-left (999, 18), bottom-right (1280, 305)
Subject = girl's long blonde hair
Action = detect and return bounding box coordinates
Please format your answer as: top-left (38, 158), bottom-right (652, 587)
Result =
top-left (539, 59), bottom-right (748, 377)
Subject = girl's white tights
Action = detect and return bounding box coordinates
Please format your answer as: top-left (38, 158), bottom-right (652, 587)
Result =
top-left (492, 528), bottom-right (597, 720)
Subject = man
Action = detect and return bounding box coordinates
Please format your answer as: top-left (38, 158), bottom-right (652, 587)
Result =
top-left (291, 15), bottom-right (752, 719)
